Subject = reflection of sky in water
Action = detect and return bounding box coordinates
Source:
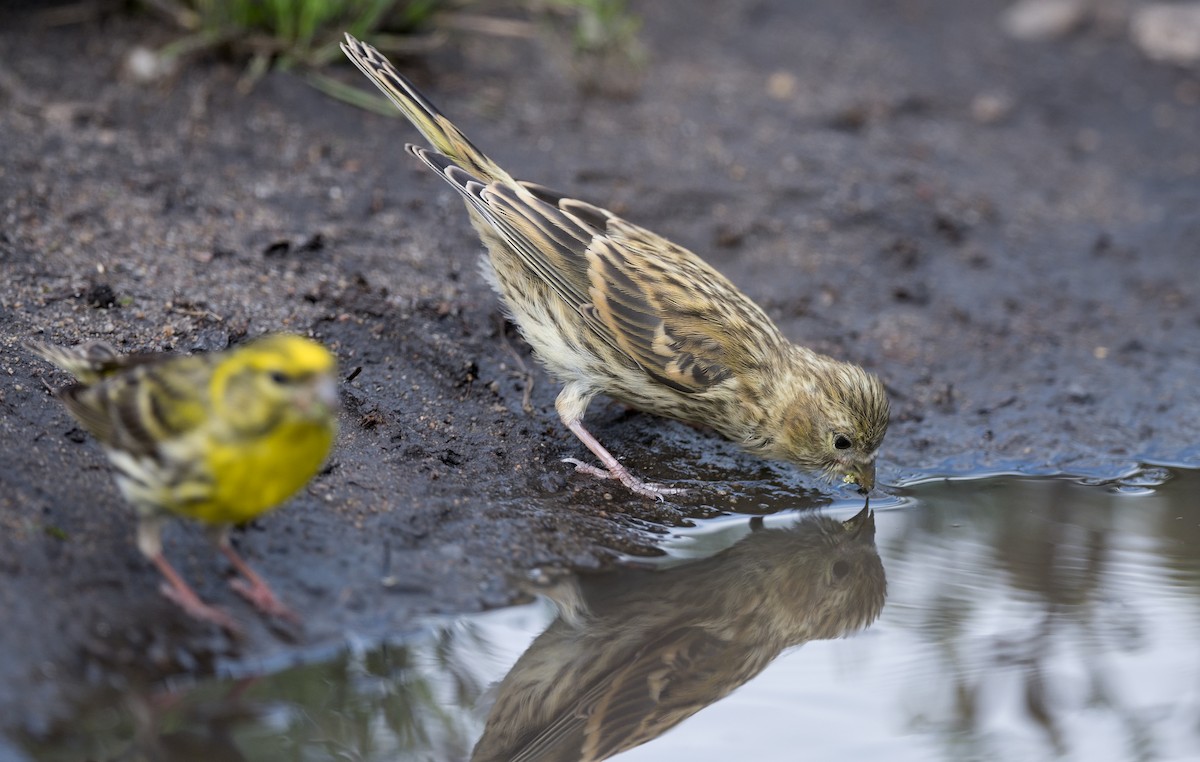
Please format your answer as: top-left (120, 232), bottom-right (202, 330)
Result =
top-left (618, 474), bottom-right (1200, 761)
top-left (22, 469), bottom-right (1200, 762)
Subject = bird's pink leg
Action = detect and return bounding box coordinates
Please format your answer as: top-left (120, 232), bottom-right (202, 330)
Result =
top-left (150, 553), bottom-right (241, 634)
top-left (217, 538), bottom-right (299, 624)
top-left (561, 418), bottom-right (687, 499)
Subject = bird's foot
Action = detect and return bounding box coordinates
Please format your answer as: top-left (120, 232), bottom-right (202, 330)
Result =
top-left (230, 577), bottom-right (300, 624)
top-left (562, 458), bottom-right (688, 500)
top-left (158, 582), bottom-right (242, 635)
top-left (217, 540), bottom-right (300, 624)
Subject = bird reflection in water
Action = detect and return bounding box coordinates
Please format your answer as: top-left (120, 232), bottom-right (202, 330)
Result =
top-left (472, 504), bottom-right (887, 762)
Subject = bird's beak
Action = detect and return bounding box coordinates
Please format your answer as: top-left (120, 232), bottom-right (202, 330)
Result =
top-left (300, 375), bottom-right (340, 417)
top-left (316, 375), bottom-right (339, 410)
top-left (848, 461), bottom-right (876, 494)
top-left (843, 501), bottom-right (875, 541)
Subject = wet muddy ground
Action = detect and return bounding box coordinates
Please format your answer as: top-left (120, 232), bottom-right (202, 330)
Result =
top-left (1, 0), bottom-right (1198, 752)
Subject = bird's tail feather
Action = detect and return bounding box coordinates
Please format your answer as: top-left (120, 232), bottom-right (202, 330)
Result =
top-left (28, 340), bottom-right (123, 384)
top-left (340, 34), bottom-right (512, 184)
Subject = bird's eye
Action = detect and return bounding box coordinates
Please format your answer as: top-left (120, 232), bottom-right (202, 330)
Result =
top-left (833, 434), bottom-right (853, 450)
top-left (268, 370), bottom-right (291, 385)
top-left (832, 560), bottom-right (851, 579)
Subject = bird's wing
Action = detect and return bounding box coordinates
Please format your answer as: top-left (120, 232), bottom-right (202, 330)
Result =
top-left (508, 626), bottom-right (755, 762)
top-left (411, 146), bottom-right (784, 394)
top-left (582, 209), bottom-right (784, 394)
top-left (59, 357), bottom-right (211, 457)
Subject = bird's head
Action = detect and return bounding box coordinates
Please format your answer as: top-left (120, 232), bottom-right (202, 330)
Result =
top-left (774, 359), bottom-right (889, 493)
top-left (213, 334), bottom-right (339, 431)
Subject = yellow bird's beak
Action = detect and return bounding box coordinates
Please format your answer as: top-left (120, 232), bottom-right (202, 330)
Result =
top-left (315, 375), bottom-right (339, 410)
top-left (298, 375), bottom-right (340, 418)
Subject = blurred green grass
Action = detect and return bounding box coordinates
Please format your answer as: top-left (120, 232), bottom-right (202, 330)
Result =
top-left (142, 0), bottom-right (642, 98)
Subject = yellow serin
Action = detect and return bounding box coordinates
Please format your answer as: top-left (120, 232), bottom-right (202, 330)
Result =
top-left (33, 333), bottom-right (339, 631)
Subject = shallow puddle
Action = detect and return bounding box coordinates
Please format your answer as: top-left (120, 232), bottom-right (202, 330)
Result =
top-left (24, 468), bottom-right (1200, 761)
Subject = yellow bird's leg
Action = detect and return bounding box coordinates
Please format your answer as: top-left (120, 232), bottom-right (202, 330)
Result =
top-left (151, 554), bottom-right (242, 634)
top-left (215, 529), bottom-right (299, 623)
top-left (556, 382), bottom-right (687, 500)
top-left (137, 515), bottom-right (241, 633)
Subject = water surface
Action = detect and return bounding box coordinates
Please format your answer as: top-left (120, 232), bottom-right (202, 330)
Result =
top-left (25, 468), bottom-right (1200, 761)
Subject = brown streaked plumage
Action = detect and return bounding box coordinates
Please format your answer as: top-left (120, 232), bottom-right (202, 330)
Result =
top-left (341, 35), bottom-right (890, 497)
top-left (471, 506), bottom-right (886, 761)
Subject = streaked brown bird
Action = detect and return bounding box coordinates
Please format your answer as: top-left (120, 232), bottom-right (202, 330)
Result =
top-left (342, 35), bottom-right (889, 498)
top-left (470, 506), bottom-right (886, 761)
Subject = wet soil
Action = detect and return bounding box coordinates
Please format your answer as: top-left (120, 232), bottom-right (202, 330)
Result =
top-left (1, 0), bottom-right (1198, 747)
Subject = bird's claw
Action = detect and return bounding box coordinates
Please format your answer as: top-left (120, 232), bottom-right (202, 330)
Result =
top-left (158, 582), bottom-right (242, 635)
top-left (230, 578), bottom-right (300, 624)
top-left (561, 458), bottom-right (687, 500)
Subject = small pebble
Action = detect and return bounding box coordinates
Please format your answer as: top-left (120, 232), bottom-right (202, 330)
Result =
top-left (971, 91), bottom-right (1016, 124)
top-left (1002, 0), bottom-right (1087, 41)
top-left (123, 46), bottom-right (176, 83)
top-left (1132, 3), bottom-right (1200, 65)
top-left (766, 71), bottom-right (798, 101)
